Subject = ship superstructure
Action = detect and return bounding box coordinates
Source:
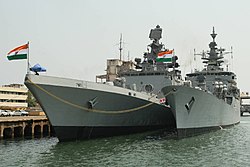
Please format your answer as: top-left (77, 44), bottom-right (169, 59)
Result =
top-left (97, 25), bottom-right (181, 96)
top-left (186, 27), bottom-right (239, 97)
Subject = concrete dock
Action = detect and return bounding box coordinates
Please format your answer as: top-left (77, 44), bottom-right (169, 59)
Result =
top-left (0, 116), bottom-right (53, 139)
top-left (240, 93), bottom-right (250, 116)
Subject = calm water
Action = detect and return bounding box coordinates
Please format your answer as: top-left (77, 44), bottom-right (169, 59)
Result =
top-left (1, 117), bottom-right (250, 167)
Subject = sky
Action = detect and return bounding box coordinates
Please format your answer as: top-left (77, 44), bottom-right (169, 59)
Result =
top-left (0, 0), bottom-right (250, 92)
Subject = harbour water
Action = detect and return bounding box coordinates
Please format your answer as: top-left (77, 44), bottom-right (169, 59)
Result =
top-left (1, 116), bottom-right (250, 167)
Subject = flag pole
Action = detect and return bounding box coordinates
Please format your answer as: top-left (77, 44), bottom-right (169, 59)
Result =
top-left (172, 49), bottom-right (176, 85)
top-left (27, 41), bottom-right (30, 74)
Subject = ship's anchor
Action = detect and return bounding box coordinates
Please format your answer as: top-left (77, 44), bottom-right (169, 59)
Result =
top-left (185, 97), bottom-right (195, 112)
top-left (87, 97), bottom-right (98, 109)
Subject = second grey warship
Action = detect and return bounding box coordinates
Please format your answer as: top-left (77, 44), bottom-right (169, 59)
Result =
top-left (25, 26), bottom-right (180, 142)
top-left (161, 27), bottom-right (240, 137)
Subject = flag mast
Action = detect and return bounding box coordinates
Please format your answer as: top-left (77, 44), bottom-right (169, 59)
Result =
top-left (27, 41), bottom-right (30, 74)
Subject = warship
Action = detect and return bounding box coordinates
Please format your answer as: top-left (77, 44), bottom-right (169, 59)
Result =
top-left (161, 27), bottom-right (240, 137)
top-left (25, 25), bottom-right (181, 142)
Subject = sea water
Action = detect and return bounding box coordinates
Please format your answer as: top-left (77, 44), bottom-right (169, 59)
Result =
top-left (1, 116), bottom-right (250, 167)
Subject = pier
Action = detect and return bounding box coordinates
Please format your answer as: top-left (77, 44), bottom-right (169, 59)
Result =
top-left (0, 116), bottom-right (53, 139)
top-left (240, 92), bottom-right (250, 116)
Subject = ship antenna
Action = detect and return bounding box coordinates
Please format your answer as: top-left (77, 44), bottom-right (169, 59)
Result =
top-left (230, 46), bottom-right (233, 71)
top-left (211, 26), bottom-right (217, 42)
top-left (194, 48), bottom-right (197, 71)
top-left (119, 33), bottom-right (123, 61)
top-left (194, 48), bottom-right (196, 61)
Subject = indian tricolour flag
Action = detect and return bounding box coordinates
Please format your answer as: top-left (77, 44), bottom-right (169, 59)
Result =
top-left (7, 43), bottom-right (29, 61)
top-left (156, 50), bottom-right (174, 62)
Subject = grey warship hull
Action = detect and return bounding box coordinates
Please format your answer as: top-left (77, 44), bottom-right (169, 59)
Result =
top-left (25, 74), bottom-right (175, 141)
top-left (162, 85), bottom-right (240, 137)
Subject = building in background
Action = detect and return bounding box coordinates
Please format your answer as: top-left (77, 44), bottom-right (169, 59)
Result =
top-left (0, 84), bottom-right (28, 110)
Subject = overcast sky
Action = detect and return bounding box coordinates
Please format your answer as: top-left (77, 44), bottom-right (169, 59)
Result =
top-left (1, 0), bottom-right (250, 92)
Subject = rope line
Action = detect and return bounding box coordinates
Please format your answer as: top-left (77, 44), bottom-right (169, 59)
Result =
top-left (26, 79), bottom-right (160, 114)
